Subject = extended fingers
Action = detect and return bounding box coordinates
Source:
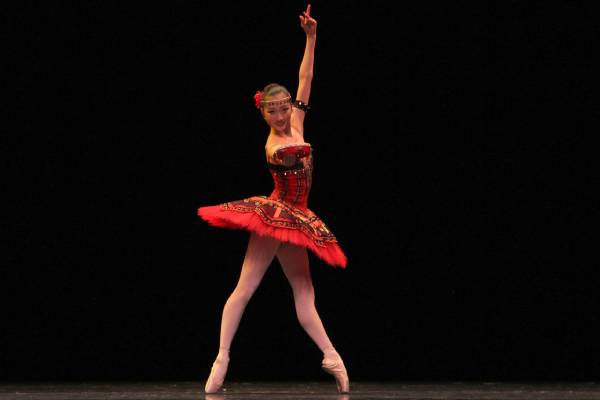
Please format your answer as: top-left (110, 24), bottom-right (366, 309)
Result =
top-left (301, 14), bottom-right (315, 24)
top-left (302, 4), bottom-right (312, 21)
top-left (299, 4), bottom-right (314, 27)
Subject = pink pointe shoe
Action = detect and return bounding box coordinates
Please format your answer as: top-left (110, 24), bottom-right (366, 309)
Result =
top-left (204, 354), bottom-right (230, 394)
top-left (321, 350), bottom-right (350, 393)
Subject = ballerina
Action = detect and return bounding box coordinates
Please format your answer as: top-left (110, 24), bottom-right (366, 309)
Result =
top-left (198, 4), bottom-right (349, 394)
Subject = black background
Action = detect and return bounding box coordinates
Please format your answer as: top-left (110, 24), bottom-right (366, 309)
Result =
top-left (3, 1), bottom-right (598, 383)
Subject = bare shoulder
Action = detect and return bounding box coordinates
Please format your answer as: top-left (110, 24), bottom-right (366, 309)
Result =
top-left (290, 126), bottom-right (305, 142)
top-left (265, 134), bottom-right (282, 163)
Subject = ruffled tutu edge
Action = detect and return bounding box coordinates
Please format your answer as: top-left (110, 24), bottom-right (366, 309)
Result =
top-left (198, 205), bottom-right (347, 268)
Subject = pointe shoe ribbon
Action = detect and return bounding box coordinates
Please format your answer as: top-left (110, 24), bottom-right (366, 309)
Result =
top-left (321, 356), bottom-right (350, 393)
top-left (204, 356), bottom-right (229, 394)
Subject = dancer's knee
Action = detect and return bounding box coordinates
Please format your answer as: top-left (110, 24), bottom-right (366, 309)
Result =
top-left (292, 282), bottom-right (314, 302)
top-left (230, 284), bottom-right (259, 304)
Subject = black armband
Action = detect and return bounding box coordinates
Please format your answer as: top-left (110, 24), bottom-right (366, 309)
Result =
top-left (293, 100), bottom-right (311, 112)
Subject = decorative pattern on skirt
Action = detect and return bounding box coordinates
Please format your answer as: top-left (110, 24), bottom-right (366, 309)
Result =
top-left (197, 196), bottom-right (347, 268)
top-left (197, 143), bottom-right (347, 268)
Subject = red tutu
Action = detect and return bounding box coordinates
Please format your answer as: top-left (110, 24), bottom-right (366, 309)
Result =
top-left (197, 144), bottom-right (347, 268)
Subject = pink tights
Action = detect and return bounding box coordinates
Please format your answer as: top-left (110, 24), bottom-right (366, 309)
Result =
top-left (217, 232), bottom-right (336, 357)
top-left (204, 233), bottom-right (347, 393)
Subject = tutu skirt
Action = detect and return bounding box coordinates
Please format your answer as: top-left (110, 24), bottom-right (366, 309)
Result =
top-left (198, 195), bottom-right (347, 268)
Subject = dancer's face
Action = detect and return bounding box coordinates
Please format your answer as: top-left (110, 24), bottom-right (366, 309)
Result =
top-left (262, 93), bottom-right (292, 133)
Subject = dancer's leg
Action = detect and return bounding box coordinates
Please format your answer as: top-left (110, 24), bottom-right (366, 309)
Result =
top-left (205, 232), bottom-right (280, 393)
top-left (219, 233), bottom-right (280, 350)
top-left (276, 243), bottom-right (333, 352)
top-left (277, 243), bottom-right (349, 393)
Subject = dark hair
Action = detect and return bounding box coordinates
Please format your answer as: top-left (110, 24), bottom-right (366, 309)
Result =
top-left (261, 83), bottom-right (291, 99)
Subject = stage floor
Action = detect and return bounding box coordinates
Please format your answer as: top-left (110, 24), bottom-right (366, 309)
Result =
top-left (1, 381), bottom-right (599, 400)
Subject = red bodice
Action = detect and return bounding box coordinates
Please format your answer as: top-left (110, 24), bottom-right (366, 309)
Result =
top-left (267, 150), bottom-right (313, 210)
top-left (197, 143), bottom-right (347, 268)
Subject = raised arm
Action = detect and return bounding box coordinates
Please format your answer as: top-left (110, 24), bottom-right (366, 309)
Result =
top-left (292, 5), bottom-right (317, 133)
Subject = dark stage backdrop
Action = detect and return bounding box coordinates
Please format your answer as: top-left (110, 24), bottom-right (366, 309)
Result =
top-left (3, 1), bottom-right (598, 382)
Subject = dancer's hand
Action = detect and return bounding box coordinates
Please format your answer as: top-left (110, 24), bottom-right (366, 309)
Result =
top-left (299, 4), bottom-right (317, 36)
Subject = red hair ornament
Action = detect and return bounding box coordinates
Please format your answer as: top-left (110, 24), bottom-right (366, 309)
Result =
top-left (254, 91), bottom-right (262, 109)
